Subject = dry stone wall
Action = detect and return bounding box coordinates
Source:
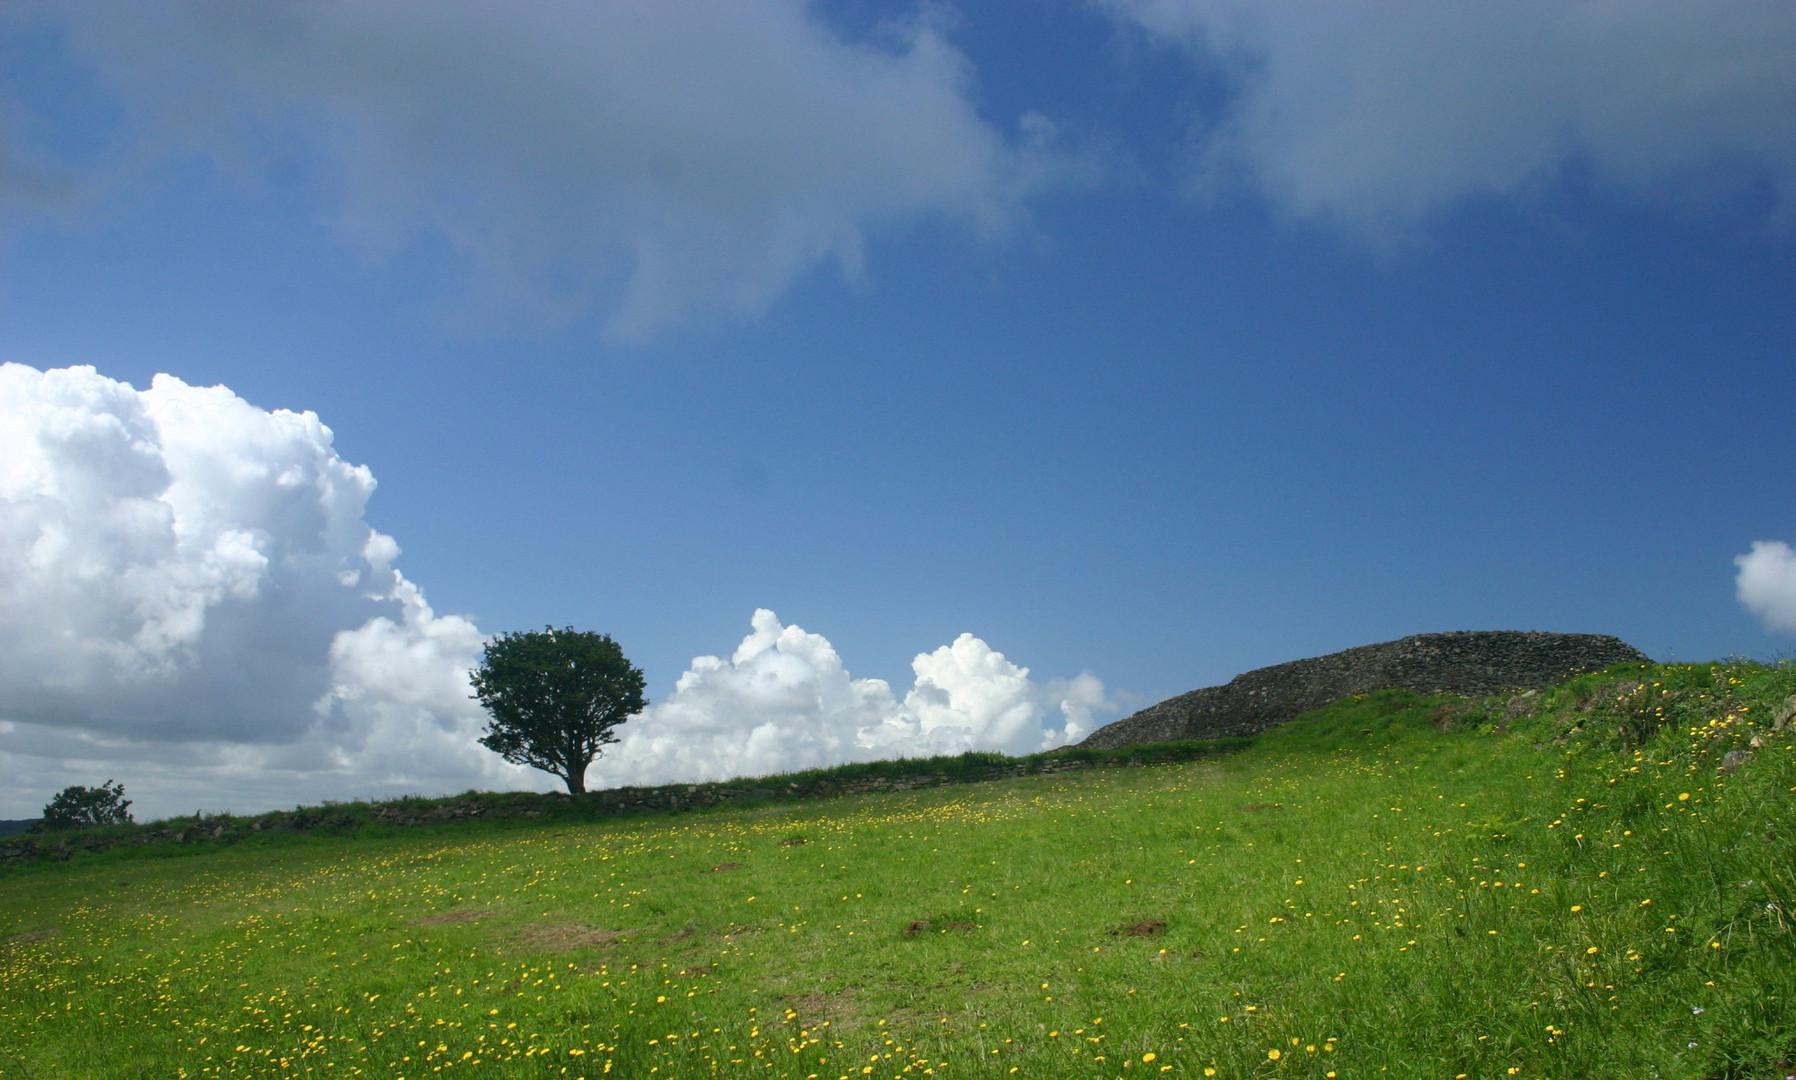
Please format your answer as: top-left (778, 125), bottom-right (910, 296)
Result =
top-left (0, 745), bottom-right (1234, 866)
top-left (1079, 631), bottom-right (1650, 749)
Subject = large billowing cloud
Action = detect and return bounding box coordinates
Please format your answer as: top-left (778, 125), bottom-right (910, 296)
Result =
top-left (0, 362), bottom-right (532, 818)
top-left (0, 364), bottom-right (1111, 818)
top-left (1736, 540), bottom-right (1796, 634)
top-left (592, 609), bottom-right (1108, 789)
top-left (1105, 1), bottom-right (1796, 235)
top-left (5, 1), bottom-right (1050, 338)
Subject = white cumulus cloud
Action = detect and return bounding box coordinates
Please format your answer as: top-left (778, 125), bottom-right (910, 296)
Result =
top-left (1736, 540), bottom-right (1796, 634)
top-left (9, 0), bottom-right (1054, 338)
top-left (1105, 0), bottom-right (1796, 235)
top-left (0, 362), bottom-right (531, 819)
top-left (0, 366), bottom-right (1113, 817)
top-left (589, 609), bottom-right (1110, 789)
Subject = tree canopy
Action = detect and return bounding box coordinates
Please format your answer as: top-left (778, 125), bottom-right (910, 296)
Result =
top-left (470, 626), bottom-right (647, 794)
top-left (40, 780), bottom-right (134, 829)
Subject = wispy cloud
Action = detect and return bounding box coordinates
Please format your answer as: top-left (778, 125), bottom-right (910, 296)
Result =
top-left (1105, 0), bottom-right (1796, 236)
top-left (6, 1), bottom-right (1059, 337)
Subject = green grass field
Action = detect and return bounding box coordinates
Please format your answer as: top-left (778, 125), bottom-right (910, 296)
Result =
top-left (4, 661), bottom-right (1795, 1080)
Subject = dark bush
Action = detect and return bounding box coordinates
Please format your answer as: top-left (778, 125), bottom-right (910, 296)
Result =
top-left (39, 780), bottom-right (134, 829)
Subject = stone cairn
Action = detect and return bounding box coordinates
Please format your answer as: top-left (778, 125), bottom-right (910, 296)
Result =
top-left (1079, 631), bottom-right (1650, 749)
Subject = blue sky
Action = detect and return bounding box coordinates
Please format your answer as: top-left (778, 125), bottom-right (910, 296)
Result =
top-left (3, 2), bottom-right (1795, 817)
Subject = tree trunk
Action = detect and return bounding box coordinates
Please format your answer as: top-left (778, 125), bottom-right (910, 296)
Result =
top-left (564, 758), bottom-right (588, 794)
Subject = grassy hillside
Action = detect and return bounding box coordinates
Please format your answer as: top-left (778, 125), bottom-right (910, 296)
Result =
top-left (3, 660), bottom-right (1794, 1079)
top-left (0, 738), bottom-right (1249, 861)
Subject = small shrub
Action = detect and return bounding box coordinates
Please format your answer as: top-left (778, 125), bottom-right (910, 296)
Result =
top-left (39, 780), bottom-right (133, 830)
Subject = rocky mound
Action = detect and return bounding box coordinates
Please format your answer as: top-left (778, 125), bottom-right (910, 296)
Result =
top-left (1079, 631), bottom-right (1650, 749)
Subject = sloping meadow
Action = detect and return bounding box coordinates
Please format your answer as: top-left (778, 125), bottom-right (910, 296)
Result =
top-left (2, 661), bottom-right (1794, 1079)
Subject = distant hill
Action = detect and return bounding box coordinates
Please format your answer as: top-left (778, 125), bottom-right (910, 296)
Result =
top-left (0, 820), bottom-right (38, 838)
top-left (1081, 630), bottom-right (1649, 748)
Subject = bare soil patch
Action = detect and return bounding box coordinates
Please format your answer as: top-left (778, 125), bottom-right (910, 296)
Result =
top-left (415, 909), bottom-right (493, 925)
top-left (903, 919), bottom-right (976, 937)
top-left (516, 923), bottom-right (627, 950)
top-left (1431, 703), bottom-right (1470, 730)
top-left (2, 928), bottom-right (58, 949)
top-left (1111, 919), bottom-right (1167, 937)
top-left (782, 988), bottom-right (861, 1029)
top-left (700, 862), bottom-right (741, 874)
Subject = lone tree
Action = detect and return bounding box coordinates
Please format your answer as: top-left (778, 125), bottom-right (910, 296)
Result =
top-left (40, 780), bottom-right (133, 829)
top-left (471, 626), bottom-right (647, 794)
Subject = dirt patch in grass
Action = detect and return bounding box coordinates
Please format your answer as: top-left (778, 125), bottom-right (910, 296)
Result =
top-left (903, 919), bottom-right (976, 937)
top-left (783, 988), bottom-right (861, 1029)
top-left (714, 922), bottom-right (763, 943)
top-left (415, 909), bottom-right (493, 925)
top-left (1111, 919), bottom-right (1166, 937)
top-left (515, 923), bottom-right (628, 950)
top-left (1431, 703), bottom-right (1471, 730)
top-left (700, 862), bottom-right (741, 874)
top-left (1236, 803), bottom-right (1283, 811)
top-left (2, 928), bottom-right (57, 949)
top-left (885, 995), bottom-right (975, 1027)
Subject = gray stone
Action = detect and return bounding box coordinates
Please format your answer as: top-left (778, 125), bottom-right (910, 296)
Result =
top-left (1773, 695), bottom-right (1796, 733)
top-left (1079, 631), bottom-right (1650, 749)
